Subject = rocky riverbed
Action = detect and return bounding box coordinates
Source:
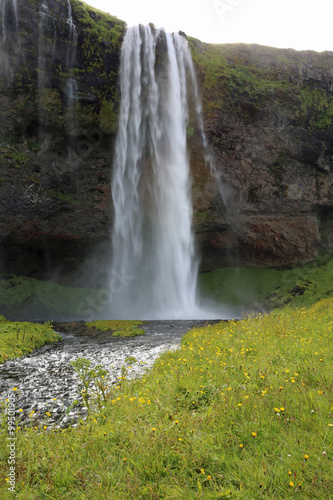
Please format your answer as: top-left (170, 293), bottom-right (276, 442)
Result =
top-left (0, 320), bottom-right (217, 429)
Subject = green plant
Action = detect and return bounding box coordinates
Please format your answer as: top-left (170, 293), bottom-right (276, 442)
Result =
top-left (70, 358), bottom-right (110, 413)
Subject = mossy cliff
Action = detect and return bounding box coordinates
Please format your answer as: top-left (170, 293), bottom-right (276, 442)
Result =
top-left (0, 0), bottom-right (125, 279)
top-left (188, 40), bottom-right (333, 269)
top-left (0, 0), bottom-right (332, 283)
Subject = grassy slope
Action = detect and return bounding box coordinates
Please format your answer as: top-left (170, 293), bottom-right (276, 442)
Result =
top-left (1, 298), bottom-right (332, 498)
top-left (0, 275), bottom-right (100, 318)
top-left (188, 38), bottom-right (333, 131)
top-left (199, 252), bottom-right (333, 312)
top-left (0, 319), bottom-right (61, 363)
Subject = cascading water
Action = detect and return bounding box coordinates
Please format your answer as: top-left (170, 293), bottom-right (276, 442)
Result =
top-left (0, 0), bottom-right (17, 42)
top-left (38, 0), bottom-right (57, 128)
top-left (65, 0), bottom-right (77, 103)
top-left (65, 0), bottom-right (78, 160)
top-left (0, 0), bottom-right (19, 84)
top-left (110, 26), bottom-right (213, 319)
top-left (66, 0), bottom-right (77, 63)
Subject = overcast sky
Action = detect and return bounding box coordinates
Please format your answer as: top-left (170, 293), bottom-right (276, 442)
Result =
top-left (84, 0), bottom-right (333, 52)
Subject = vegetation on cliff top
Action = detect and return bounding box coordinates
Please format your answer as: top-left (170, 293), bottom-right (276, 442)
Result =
top-left (1, 297), bottom-right (332, 498)
top-left (71, 0), bottom-right (125, 46)
top-left (188, 38), bottom-right (333, 131)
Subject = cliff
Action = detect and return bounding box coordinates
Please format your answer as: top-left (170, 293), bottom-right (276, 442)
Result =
top-left (0, 0), bottom-right (332, 283)
top-left (189, 40), bottom-right (333, 268)
top-left (0, 0), bottom-right (125, 280)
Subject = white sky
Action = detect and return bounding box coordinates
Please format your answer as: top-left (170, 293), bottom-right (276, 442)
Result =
top-left (85, 0), bottom-right (333, 52)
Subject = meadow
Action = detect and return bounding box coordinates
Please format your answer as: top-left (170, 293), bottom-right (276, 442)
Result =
top-left (0, 318), bottom-right (61, 363)
top-left (0, 298), bottom-right (332, 498)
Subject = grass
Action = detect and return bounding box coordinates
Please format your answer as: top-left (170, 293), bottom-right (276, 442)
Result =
top-left (0, 275), bottom-right (101, 319)
top-left (3, 251), bottom-right (332, 321)
top-left (188, 38), bottom-right (333, 131)
top-left (199, 252), bottom-right (333, 312)
top-left (72, 0), bottom-right (125, 46)
top-left (0, 319), bottom-right (61, 363)
top-left (86, 320), bottom-right (147, 337)
top-left (0, 298), bottom-right (332, 498)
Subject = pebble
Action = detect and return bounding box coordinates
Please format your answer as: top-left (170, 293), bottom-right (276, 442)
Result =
top-left (0, 320), bottom-right (212, 428)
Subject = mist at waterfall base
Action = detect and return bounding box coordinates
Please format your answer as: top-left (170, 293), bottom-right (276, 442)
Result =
top-left (106, 25), bottom-right (237, 321)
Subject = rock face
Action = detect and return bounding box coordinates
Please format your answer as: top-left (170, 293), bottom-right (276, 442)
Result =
top-left (0, 0), bottom-right (124, 280)
top-left (189, 41), bottom-right (333, 268)
top-left (0, 0), bottom-right (332, 282)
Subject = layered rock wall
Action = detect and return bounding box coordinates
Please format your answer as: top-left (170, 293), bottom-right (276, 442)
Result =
top-left (189, 41), bottom-right (333, 267)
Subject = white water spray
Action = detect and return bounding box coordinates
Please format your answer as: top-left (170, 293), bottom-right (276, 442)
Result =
top-left (0, 0), bottom-right (19, 84)
top-left (0, 0), bottom-right (18, 42)
top-left (110, 26), bottom-right (224, 319)
top-left (38, 1), bottom-right (57, 105)
top-left (65, 0), bottom-right (78, 140)
top-left (66, 0), bottom-right (77, 71)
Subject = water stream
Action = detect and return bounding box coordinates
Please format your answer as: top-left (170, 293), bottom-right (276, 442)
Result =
top-left (0, 320), bottom-right (213, 428)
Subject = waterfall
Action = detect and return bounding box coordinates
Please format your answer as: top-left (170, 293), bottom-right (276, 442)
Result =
top-left (38, 0), bottom-right (57, 129)
top-left (0, 0), bottom-right (19, 84)
top-left (110, 25), bottom-right (208, 319)
top-left (65, 0), bottom-right (78, 156)
top-left (0, 0), bottom-right (18, 41)
top-left (66, 0), bottom-right (77, 61)
top-left (38, 1), bottom-right (78, 134)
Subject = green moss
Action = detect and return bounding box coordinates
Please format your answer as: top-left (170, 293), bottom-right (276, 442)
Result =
top-left (39, 88), bottom-right (64, 129)
top-left (195, 211), bottom-right (214, 221)
top-left (99, 99), bottom-right (118, 133)
top-left (199, 251), bottom-right (333, 311)
top-left (187, 126), bottom-right (195, 138)
top-left (0, 321), bottom-right (61, 363)
top-left (86, 320), bottom-right (147, 337)
top-left (45, 190), bottom-right (80, 205)
top-left (296, 88), bottom-right (333, 130)
top-left (112, 328), bottom-right (145, 338)
top-left (188, 39), bottom-right (333, 131)
top-left (72, 0), bottom-right (126, 48)
top-left (0, 275), bottom-right (101, 317)
top-left (76, 102), bottom-right (99, 129)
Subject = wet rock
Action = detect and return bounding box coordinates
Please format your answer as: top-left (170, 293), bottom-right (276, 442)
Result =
top-left (0, 320), bottom-right (214, 428)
